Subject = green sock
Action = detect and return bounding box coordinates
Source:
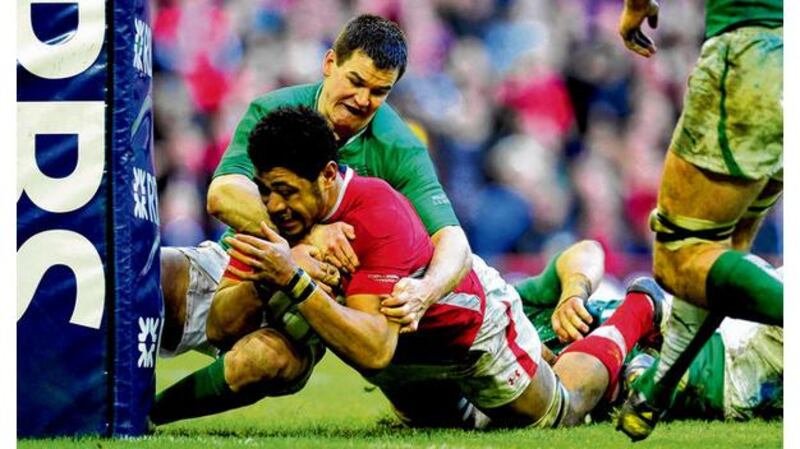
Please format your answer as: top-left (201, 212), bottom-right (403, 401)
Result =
top-left (706, 251), bottom-right (783, 325)
top-left (150, 355), bottom-right (259, 425)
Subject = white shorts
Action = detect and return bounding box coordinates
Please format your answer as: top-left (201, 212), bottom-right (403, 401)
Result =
top-left (720, 319), bottom-right (783, 420)
top-left (159, 240), bottom-right (228, 358)
top-left (157, 241), bottom-right (325, 367)
top-left (367, 255), bottom-right (544, 410)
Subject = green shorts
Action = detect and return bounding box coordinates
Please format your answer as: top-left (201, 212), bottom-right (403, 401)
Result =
top-left (670, 26), bottom-right (783, 180)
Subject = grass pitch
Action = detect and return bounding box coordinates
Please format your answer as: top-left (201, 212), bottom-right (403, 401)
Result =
top-left (19, 351), bottom-right (782, 449)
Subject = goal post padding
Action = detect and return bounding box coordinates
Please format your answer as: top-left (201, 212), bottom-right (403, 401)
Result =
top-left (17, 0), bottom-right (162, 437)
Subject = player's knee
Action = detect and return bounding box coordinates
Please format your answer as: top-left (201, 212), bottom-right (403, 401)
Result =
top-left (654, 242), bottom-right (725, 302)
top-left (224, 329), bottom-right (306, 393)
top-left (654, 243), bottom-right (703, 296)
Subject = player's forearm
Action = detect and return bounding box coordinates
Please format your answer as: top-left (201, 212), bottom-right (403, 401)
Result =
top-left (555, 240), bottom-right (605, 301)
top-left (207, 282), bottom-right (266, 350)
top-left (207, 174), bottom-right (271, 236)
top-left (423, 226), bottom-right (472, 304)
top-left (298, 292), bottom-right (399, 371)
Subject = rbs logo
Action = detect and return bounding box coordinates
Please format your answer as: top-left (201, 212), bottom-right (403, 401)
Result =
top-left (17, 0), bottom-right (106, 329)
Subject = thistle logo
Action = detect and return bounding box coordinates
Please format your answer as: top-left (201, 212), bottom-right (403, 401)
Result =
top-left (133, 17), bottom-right (152, 77)
top-left (137, 316), bottom-right (160, 368)
top-left (132, 167), bottom-right (159, 224)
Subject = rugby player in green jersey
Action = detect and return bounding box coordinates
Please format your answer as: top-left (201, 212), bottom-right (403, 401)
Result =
top-left (160, 14), bottom-right (563, 348)
top-left (614, 0), bottom-right (783, 440)
top-left (530, 280), bottom-right (783, 425)
top-left (153, 14), bottom-right (591, 425)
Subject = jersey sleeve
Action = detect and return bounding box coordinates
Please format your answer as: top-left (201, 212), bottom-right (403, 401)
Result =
top-left (516, 250), bottom-right (564, 311)
top-left (221, 256), bottom-right (254, 282)
top-left (388, 145), bottom-right (461, 236)
top-left (344, 193), bottom-right (432, 297)
top-left (213, 100), bottom-right (265, 179)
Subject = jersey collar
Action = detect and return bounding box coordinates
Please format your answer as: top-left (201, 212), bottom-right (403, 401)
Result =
top-left (322, 166), bottom-right (354, 223)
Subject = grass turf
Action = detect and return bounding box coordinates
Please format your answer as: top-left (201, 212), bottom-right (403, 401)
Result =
top-left (19, 351), bottom-right (782, 449)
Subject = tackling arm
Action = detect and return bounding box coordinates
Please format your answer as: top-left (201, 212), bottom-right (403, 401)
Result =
top-left (424, 225), bottom-right (472, 305)
top-left (381, 225), bottom-right (471, 332)
top-left (206, 174), bottom-right (272, 237)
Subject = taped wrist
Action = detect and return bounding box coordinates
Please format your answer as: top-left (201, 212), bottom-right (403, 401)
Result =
top-left (558, 273), bottom-right (591, 306)
top-left (284, 268), bottom-right (317, 304)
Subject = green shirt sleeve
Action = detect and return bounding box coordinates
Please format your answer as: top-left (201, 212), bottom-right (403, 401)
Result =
top-left (516, 251), bottom-right (564, 314)
top-left (213, 100), bottom-right (264, 179)
top-left (384, 144), bottom-right (460, 235)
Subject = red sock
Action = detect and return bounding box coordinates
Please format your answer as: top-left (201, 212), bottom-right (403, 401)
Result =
top-left (602, 292), bottom-right (654, 350)
top-left (559, 292), bottom-right (654, 399)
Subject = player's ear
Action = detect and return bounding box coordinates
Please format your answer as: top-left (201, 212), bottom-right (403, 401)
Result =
top-left (322, 49), bottom-right (336, 78)
top-left (319, 161), bottom-right (338, 188)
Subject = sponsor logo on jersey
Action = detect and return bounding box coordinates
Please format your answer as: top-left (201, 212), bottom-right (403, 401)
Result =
top-left (431, 193), bottom-right (450, 206)
top-left (367, 273), bottom-right (401, 284)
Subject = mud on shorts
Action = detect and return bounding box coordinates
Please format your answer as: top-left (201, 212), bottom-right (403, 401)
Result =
top-left (720, 320), bottom-right (783, 420)
top-left (365, 254), bottom-right (544, 420)
top-left (670, 26), bottom-right (782, 181)
top-left (158, 240), bottom-right (326, 394)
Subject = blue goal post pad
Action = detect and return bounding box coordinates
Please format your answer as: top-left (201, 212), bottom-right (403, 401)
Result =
top-left (17, 0), bottom-right (161, 437)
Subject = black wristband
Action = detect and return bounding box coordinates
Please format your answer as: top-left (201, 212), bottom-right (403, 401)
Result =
top-left (284, 268), bottom-right (317, 304)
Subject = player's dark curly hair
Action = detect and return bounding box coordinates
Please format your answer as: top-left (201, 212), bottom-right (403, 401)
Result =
top-left (248, 106), bottom-right (338, 181)
top-left (332, 14), bottom-right (408, 79)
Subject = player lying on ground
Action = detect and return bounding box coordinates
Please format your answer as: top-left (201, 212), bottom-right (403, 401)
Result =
top-left (160, 14), bottom-right (562, 353)
top-left (615, 0), bottom-right (783, 440)
top-left (153, 106), bottom-right (664, 428)
top-left (530, 280), bottom-right (783, 422)
top-left (150, 104), bottom-right (609, 425)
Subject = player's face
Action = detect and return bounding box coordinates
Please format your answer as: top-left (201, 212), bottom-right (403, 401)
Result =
top-left (256, 168), bottom-right (326, 240)
top-left (319, 49), bottom-right (399, 138)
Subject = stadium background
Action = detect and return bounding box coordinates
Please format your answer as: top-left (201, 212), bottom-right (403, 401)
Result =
top-left (150, 0), bottom-right (783, 282)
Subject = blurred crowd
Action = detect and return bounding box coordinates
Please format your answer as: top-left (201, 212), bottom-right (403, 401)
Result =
top-left (152, 0), bottom-right (782, 279)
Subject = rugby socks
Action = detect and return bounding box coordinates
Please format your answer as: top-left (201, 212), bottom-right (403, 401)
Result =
top-left (706, 251), bottom-right (783, 325)
top-left (635, 252), bottom-right (783, 408)
top-left (634, 297), bottom-right (723, 409)
top-left (560, 291), bottom-right (654, 399)
top-left (150, 356), bottom-right (257, 425)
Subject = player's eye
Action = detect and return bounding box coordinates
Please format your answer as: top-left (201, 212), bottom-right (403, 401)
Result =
top-left (254, 180), bottom-right (270, 196)
top-left (275, 187), bottom-right (296, 198)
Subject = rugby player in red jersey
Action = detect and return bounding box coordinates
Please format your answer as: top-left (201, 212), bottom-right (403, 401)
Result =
top-left (156, 106), bottom-right (663, 428)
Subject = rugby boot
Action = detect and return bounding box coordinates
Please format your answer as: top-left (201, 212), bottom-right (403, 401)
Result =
top-left (616, 387), bottom-right (666, 442)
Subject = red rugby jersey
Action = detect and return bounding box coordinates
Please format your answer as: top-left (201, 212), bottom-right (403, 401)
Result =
top-left (326, 168), bottom-right (486, 364)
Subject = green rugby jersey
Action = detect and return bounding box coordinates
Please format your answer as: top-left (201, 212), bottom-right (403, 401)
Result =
top-left (705, 0), bottom-right (782, 39)
top-left (214, 82), bottom-right (459, 244)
